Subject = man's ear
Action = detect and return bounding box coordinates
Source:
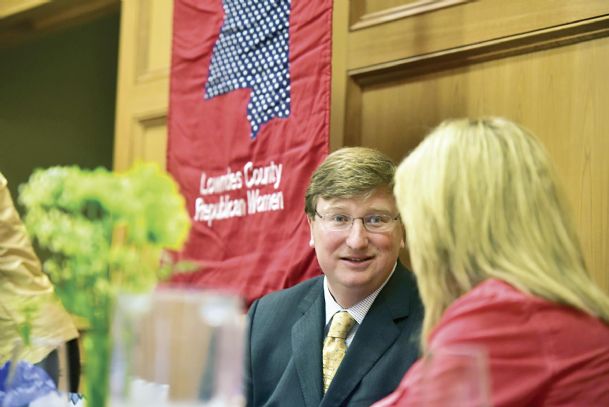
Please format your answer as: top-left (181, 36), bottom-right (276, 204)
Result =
top-left (400, 223), bottom-right (406, 249)
top-left (307, 216), bottom-right (314, 247)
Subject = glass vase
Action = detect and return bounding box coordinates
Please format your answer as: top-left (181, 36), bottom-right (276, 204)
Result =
top-left (110, 289), bottom-right (246, 407)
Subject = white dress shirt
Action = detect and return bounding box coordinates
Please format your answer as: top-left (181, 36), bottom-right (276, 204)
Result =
top-left (323, 262), bottom-right (397, 346)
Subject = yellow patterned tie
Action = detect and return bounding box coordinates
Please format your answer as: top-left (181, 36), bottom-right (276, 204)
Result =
top-left (322, 311), bottom-right (356, 393)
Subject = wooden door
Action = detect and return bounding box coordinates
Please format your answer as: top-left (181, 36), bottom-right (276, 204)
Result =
top-left (113, 0), bottom-right (174, 171)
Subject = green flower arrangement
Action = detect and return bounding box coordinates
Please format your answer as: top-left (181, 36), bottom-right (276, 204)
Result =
top-left (18, 162), bottom-right (192, 407)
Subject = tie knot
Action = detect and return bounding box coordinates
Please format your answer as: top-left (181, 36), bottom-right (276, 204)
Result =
top-left (328, 311), bottom-right (355, 339)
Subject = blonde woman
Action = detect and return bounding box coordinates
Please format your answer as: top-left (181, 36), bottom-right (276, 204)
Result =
top-left (375, 118), bottom-right (609, 406)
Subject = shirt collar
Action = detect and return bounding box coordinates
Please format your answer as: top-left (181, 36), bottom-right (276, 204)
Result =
top-left (323, 262), bottom-right (397, 325)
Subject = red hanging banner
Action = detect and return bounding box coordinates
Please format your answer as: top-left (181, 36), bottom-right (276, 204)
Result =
top-left (167, 0), bottom-right (332, 303)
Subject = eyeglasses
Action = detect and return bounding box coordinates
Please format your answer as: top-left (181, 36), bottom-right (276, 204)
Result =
top-left (314, 210), bottom-right (400, 233)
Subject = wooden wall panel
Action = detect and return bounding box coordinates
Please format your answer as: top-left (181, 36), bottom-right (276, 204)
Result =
top-left (350, 0), bottom-right (470, 30)
top-left (355, 38), bottom-right (609, 291)
top-left (332, 0), bottom-right (609, 292)
top-left (346, 0), bottom-right (609, 70)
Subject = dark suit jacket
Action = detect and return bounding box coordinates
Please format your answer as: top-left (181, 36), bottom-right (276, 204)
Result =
top-left (245, 262), bottom-right (423, 407)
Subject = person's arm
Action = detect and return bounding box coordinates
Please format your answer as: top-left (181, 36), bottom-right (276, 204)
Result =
top-left (0, 173), bottom-right (50, 292)
top-left (0, 172), bottom-right (78, 367)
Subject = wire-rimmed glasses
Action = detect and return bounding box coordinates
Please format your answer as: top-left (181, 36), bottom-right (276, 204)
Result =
top-left (314, 210), bottom-right (400, 233)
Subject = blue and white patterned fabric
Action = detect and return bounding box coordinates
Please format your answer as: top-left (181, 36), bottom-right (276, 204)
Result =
top-left (0, 361), bottom-right (84, 406)
top-left (204, 0), bottom-right (292, 139)
top-left (0, 361), bottom-right (56, 407)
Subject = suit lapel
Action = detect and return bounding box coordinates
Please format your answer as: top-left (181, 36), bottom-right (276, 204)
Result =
top-left (292, 278), bottom-right (325, 407)
top-left (321, 264), bottom-right (413, 406)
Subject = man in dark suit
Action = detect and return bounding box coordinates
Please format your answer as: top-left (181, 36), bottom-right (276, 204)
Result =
top-left (245, 147), bottom-right (423, 406)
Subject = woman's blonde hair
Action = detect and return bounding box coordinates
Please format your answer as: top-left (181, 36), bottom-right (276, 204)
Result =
top-left (395, 117), bottom-right (609, 350)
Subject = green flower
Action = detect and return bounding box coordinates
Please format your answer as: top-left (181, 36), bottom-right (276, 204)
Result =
top-left (18, 163), bottom-right (191, 321)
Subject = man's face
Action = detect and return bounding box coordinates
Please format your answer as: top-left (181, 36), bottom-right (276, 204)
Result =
top-left (308, 188), bottom-right (404, 306)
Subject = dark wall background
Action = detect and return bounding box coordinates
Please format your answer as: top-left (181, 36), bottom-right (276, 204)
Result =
top-left (0, 11), bottom-right (120, 208)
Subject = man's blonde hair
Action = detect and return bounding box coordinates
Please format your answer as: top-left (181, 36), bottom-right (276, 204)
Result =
top-left (305, 147), bottom-right (396, 217)
top-left (395, 117), bottom-right (609, 350)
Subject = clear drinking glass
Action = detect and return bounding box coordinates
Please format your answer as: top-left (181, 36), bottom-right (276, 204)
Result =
top-left (413, 345), bottom-right (491, 407)
top-left (110, 289), bottom-right (246, 407)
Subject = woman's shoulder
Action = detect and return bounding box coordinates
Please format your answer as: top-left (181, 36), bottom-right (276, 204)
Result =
top-left (431, 278), bottom-right (609, 352)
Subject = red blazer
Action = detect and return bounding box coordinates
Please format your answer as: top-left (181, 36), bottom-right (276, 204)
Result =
top-left (374, 279), bottom-right (609, 406)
